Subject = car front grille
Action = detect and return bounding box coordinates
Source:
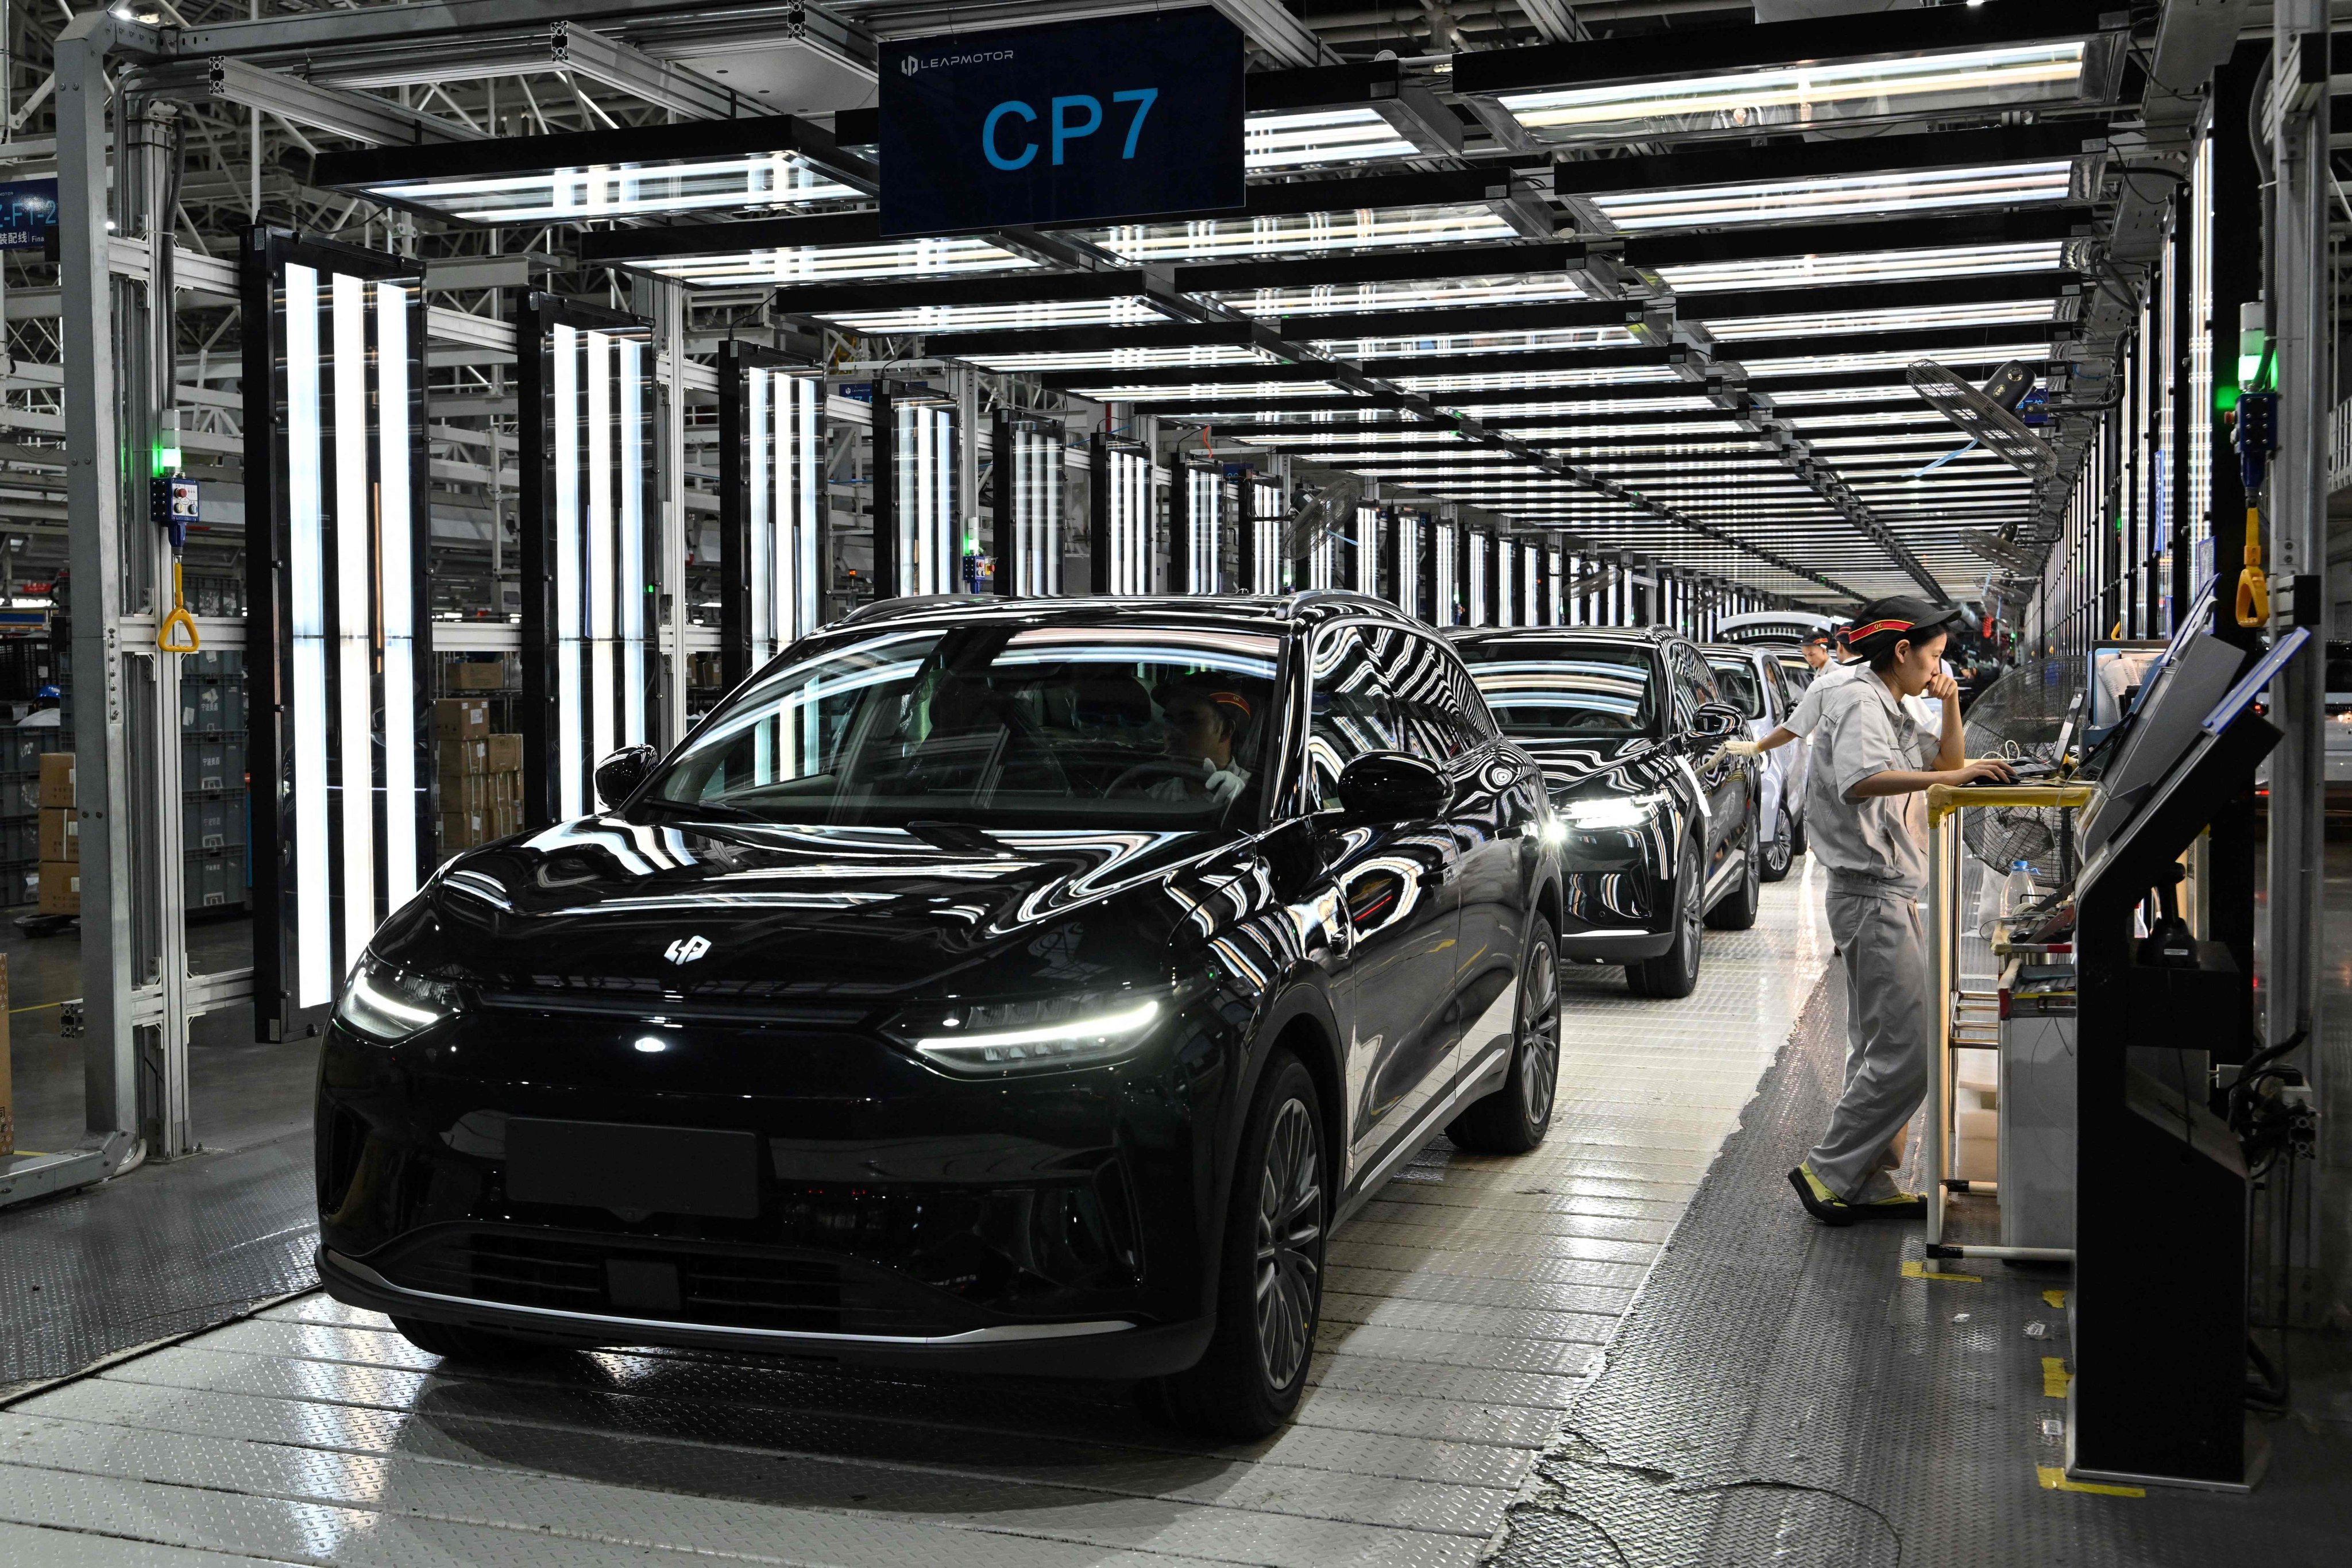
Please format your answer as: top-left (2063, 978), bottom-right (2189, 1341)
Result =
top-left (371, 1226), bottom-right (986, 1338)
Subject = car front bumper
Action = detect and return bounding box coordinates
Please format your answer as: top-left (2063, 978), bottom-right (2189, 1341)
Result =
top-left (315, 998), bottom-right (1241, 1376)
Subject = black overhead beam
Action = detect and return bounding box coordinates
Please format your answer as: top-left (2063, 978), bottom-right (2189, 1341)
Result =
top-left (1747, 354), bottom-right (2054, 394)
top-left (1717, 323), bottom-right (2072, 362)
top-left (1281, 299), bottom-right (1650, 338)
top-left (763, 244), bottom-right (1590, 318)
top-left (1550, 123), bottom-right (2104, 198)
top-left (1678, 271), bottom-right (2083, 322)
top-left (1449, 0), bottom-right (2125, 95)
top-left (1619, 206), bottom-right (2094, 270)
top-left (1178, 245), bottom-right (1589, 294)
top-left (581, 210), bottom-right (883, 262)
top-left (1244, 59), bottom-right (1415, 112)
top-left (928, 321), bottom-right (1262, 357)
top-left (1038, 345), bottom-right (1681, 390)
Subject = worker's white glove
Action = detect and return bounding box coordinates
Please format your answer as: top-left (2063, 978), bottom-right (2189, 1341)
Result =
top-left (1203, 762), bottom-right (1250, 805)
top-left (1708, 737), bottom-right (1763, 765)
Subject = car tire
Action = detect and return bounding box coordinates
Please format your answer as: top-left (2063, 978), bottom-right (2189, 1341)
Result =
top-left (1447, 916), bottom-right (1562, 1154)
top-left (1706, 819), bottom-right (1763, 930)
top-left (1760, 800), bottom-right (1795, 883)
top-left (1144, 1052), bottom-right (1327, 1440)
top-left (1628, 841), bottom-right (1704, 999)
top-left (389, 1316), bottom-right (555, 1364)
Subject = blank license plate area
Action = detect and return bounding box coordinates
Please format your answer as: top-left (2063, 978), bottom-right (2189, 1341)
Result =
top-left (505, 1119), bottom-right (761, 1219)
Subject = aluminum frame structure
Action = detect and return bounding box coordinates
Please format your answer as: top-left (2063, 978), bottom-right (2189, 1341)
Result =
top-left (515, 291), bottom-right (659, 828)
top-left (717, 341), bottom-right (824, 688)
top-left (241, 227), bottom-right (432, 1045)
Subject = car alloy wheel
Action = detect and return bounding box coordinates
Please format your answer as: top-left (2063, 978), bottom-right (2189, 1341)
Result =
top-left (1761, 802), bottom-right (1794, 882)
top-left (1255, 1098), bottom-right (1323, 1391)
top-left (1519, 939), bottom-right (1561, 1128)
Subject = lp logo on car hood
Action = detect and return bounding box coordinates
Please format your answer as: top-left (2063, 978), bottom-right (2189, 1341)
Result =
top-left (664, 934), bottom-right (712, 965)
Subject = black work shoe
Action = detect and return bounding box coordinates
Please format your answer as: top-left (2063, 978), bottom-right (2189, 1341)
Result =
top-left (1849, 1173), bottom-right (1928, 1217)
top-left (1788, 1163), bottom-right (1856, 1227)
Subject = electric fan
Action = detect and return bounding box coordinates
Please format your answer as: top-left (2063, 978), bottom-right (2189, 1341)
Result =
top-left (1907, 358), bottom-right (2059, 480)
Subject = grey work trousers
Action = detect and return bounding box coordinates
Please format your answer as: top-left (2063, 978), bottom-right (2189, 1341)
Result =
top-left (1808, 885), bottom-right (1932, 1199)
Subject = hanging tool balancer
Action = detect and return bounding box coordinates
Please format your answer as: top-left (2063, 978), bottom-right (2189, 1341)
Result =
top-left (149, 473), bottom-right (202, 652)
top-left (2234, 391), bottom-right (2278, 628)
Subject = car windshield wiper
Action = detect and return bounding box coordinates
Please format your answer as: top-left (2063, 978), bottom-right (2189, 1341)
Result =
top-left (903, 818), bottom-right (1020, 858)
top-left (634, 795), bottom-right (767, 824)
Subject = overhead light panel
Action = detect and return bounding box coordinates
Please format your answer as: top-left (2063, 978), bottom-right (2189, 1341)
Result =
top-left (1096, 206), bottom-right (1520, 264)
top-left (1658, 242), bottom-right (2065, 292)
top-left (1589, 161), bottom-right (2073, 231)
top-left (309, 113), bottom-right (876, 225)
top-left (642, 237), bottom-right (1041, 287)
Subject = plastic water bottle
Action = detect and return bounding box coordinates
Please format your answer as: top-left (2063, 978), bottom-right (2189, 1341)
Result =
top-left (2006, 860), bottom-right (2036, 916)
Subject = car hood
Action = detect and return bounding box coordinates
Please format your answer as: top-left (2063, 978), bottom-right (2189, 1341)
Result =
top-left (377, 815), bottom-right (1239, 1007)
top-left (1512, 735), bottom-right (1686, 798)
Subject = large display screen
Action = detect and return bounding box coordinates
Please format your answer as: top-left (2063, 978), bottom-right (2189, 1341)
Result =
top-left (879, 9), bottom-right (1245, 237)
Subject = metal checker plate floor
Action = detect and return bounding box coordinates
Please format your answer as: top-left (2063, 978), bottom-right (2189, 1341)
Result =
top-left (0, 872), bottom-right (1837, 1567)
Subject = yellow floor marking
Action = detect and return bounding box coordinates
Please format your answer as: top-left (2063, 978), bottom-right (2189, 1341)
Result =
top-left (2042, 1289), bottom-right (2068, 1309)
top-left (1902, 1260), bottom-right (1980, 1283)
top-left (2042, 1357), bottom-right (2072, 1397)
top-left (2037, 1466), bottom-right (2144, 1498)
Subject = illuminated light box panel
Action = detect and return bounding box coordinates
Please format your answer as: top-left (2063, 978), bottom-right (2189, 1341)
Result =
top-left (1243, 476), bottom-right (1285, 595)
top-left (516, 293), bottom-right (660, 828)
top-left (1179, 463), bottom-right (1225, 594)
top-left (872, 381), bottom-right (960, 600)
top-left (240, 229), bottom-right (431, 1041)
top-left (992, 414), bottom-right (1067, 598)
top-left (1466, 529), bottom-right (1492, 625)
top-left (1432, 519), bottom-right (1461, 625)
top-left (1089, 437), bottom-right (1156, 596)
top-left (718, 342), bottom-right (824, 688)
top-left (1351, 504), bottom-right (1381, 598)
top-left (1387, 508), bottom-right (1424, 622)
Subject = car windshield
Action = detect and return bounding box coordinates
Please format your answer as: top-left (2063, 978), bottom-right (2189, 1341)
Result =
top-left (1706, 656), bottom-right (1766, 719)
top-left (647, 620), bottom-right (1283, 828)
top-left (1454, 639), bottom-right (1659, 740)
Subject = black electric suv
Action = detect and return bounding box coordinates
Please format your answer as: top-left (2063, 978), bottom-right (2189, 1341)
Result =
top-left (1449, 625), bottom-right (1759, 998)
top-left (316, 593), bottom-right (1563, 1437)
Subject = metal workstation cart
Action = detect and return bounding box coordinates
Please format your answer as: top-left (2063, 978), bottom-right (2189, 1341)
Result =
top-left (1923, 780), bottom-right (2095, 1264)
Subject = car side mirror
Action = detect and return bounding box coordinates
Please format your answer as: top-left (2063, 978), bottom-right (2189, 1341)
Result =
top-left (1333, 751), bottom-right (1453, 822)
top-left (1689, 703), bottom-right (1743, 744)
top-left (594, 744), bottom-right (659, 809)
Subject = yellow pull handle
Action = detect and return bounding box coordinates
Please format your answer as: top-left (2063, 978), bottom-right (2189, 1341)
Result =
top-left (159, 558), bottom-right (200, 654)
top-left (2234, 505), bottom-right (2268, 628)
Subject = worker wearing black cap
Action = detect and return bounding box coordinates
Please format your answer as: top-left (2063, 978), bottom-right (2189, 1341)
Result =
top-left (1788, 596), bottom-right (2015, 1225)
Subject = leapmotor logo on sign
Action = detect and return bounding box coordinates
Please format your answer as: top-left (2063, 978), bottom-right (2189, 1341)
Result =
top-left (901, 47), bottom-right (1014, 75)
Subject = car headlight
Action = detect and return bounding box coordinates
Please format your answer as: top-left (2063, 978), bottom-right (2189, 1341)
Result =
top-left (885, 987), bottom-right (1168, 1076)
top-left (1561, 791), bottom-right (1666, 831)
top-left (334, 954), bottom-right (461, 1042)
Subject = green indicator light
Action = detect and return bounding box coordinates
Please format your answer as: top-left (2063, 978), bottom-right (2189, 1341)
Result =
top-left (2215, 384), bottom-right (2241, 415)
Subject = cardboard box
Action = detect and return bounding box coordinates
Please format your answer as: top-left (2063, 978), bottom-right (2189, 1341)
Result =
top-left (38, 861), bottom-right (79, 915)
top-left (451, 660), bottom-right (505, 692)
top-left (37, 807), bottom-right (77, 864)
top-left (437, 737), bottom-right (488, 778)
top-left (485, 733), bottom-right (523, 775)
top-left (432, 697), bottom-right (489, 741)
top-left (38, 752), bottom-right (74, 808)
top-left (439, 811), bottom-right (485, 851)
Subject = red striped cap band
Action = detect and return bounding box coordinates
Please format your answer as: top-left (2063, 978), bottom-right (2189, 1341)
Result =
top-left (1846, 618), bottom-right (1917, 640)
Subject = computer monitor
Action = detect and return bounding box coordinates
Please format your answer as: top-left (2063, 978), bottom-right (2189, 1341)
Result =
top-left (2078, 593), bottom-right (2249, 856)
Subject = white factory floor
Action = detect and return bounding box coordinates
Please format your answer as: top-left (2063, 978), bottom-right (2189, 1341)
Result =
top-left (0, 868), bottom-right (1836, 1568)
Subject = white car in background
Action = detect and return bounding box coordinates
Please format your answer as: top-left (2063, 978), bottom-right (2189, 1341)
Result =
top-left (1704, 644), bottom-right (1808, 881)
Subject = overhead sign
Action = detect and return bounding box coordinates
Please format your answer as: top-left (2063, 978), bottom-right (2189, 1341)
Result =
top-left (0, 180), bottom-right (57, 250)
top-left (879, 9), bottom-right (1245, 238)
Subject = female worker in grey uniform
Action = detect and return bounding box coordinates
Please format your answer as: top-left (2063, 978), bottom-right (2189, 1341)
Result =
top-left (1788, 598), bottom-right (2014, 1224)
